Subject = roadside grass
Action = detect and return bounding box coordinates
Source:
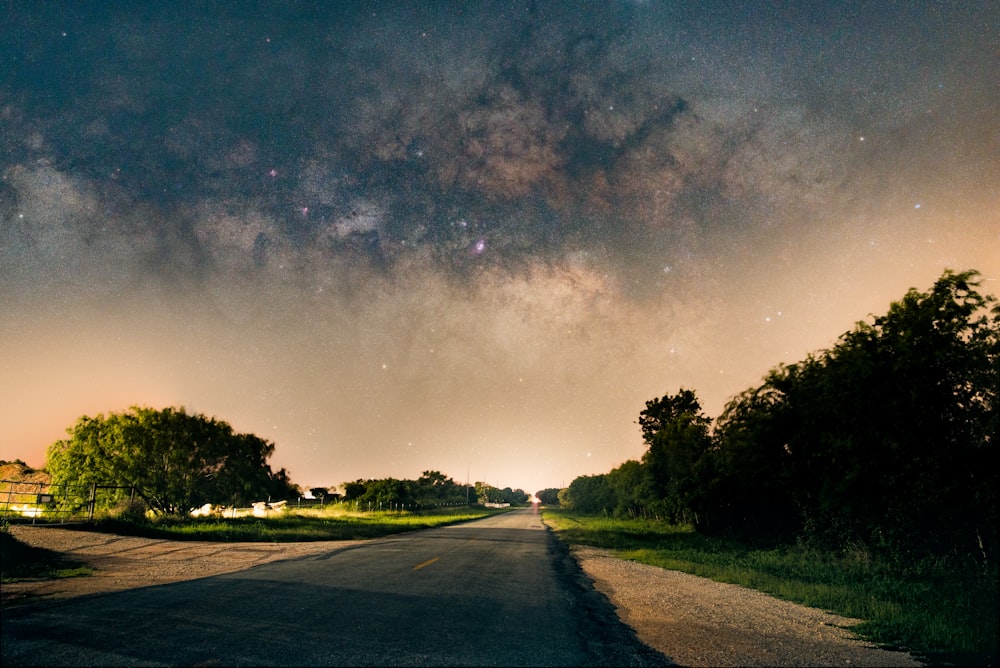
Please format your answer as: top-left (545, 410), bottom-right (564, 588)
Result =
top-left (0, 526), bottom-right (91, 583)
top-left (0, 506), bottom-right (510, 583)
top-left (541, 509), bottom-right (998, 667)
top-left (113, 505), bottom-right (510, 542)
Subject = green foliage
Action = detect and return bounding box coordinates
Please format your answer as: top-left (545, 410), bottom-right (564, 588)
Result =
top-left (544, 510), bottom-right (998, 666)
top-left (105, 497), bottom-right (150, 523)
top-left (637, 388), bottom-right (709, 446)
top-left (605, 460), bottom-right (655, 518)
top-left (712, 268), bottom-right (999, 558)
top-left (560, 473), bottom-right (614, 514)
top-left (78, 505), bottom-right (511, 542)
top-left (473, 481), bottom-right (529, 505)
top-left (535, 487), bottom-right (561, 505)
top-left (564, 268), bottom-right (999, 564)
top-left (640, 392), bottom-right (715, 526)
top-left (45, 406), bottom-right (300, 515)
top-left (340, 471), bottom-right (514, 508)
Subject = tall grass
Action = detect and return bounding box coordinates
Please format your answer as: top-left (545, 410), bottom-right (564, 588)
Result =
top-left (542, 509), bottom-right (998, 667)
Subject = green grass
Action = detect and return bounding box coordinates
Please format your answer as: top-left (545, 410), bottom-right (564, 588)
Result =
top-left (0, 506), bottom-right (512, 583)
top-left (0, 528), bottom-right (92, 583)
top-left (113, 505), bottom-right (511, 542)
top-left (542, 509), bottom-right (998, 667)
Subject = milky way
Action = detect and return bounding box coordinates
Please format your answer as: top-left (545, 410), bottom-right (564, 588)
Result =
top-left (2, 1), bottom-right (997, 494)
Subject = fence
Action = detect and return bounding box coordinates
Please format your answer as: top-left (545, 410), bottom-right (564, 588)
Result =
top-left (0, 480), bottom-right (136, 524)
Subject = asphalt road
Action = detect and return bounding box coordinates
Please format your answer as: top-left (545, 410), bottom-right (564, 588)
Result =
top-left (1, 507), bottom-right (672, 666)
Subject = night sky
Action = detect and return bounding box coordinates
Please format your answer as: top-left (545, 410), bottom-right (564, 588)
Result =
top-left (2, 1), bottom-right (997, 495)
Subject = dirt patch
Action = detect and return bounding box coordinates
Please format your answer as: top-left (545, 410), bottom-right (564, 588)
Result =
top-left (2, 525), bottom-right (359, 605)
top-left (571, 546), bottom-right (925, 667)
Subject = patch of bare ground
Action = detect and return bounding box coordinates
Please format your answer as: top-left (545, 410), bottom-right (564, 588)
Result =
top-left (2, 525), bottom-right (360, 605)
top-left (572, 545), bottom-right (925, 667)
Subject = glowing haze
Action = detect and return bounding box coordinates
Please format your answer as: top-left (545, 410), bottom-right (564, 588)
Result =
top-left (2, 2), bottom-right (997, 495)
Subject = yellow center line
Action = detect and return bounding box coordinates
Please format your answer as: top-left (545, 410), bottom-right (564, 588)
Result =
top-left (412, 556), bottom-right (439, 570)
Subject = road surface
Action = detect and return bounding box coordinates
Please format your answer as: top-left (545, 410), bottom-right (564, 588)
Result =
top-left (1, 507), bottom-right (671, 666)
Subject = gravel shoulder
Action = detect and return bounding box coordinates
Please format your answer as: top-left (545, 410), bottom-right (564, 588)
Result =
top-left (571, 545), bottom-right (924, 667)
top-left (4, 525), bottom-right (924, 667)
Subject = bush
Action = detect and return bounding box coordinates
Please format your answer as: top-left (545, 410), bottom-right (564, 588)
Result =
top-left (107, 498), bottom-right (150, 523)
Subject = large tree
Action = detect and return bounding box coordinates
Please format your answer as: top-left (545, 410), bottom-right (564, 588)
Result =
top-left (564, 269), bottom-right (997, 562)
top-left (46, 406), bottom-right (299, 514)
top-left (639, 388), bottom-right (715, 525)
top-left (713, 269), bottom-right (998, 558)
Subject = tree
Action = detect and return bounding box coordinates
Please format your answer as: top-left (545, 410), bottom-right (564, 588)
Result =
top-left (711, 378), bottom-right (801, 540)
top-left (535, 488), bottom-right (561, 505)
top-left (414, 470), bottom-right (465, 505)
top-left (710, 269), bottom-right (998, 558)
top-left (358, 477), bottom-right (413, 509)
top-left (637, 388), bottom-right (707, 447)
top-left (797, 268), bottom-right (999, 558)
top-left (639, 389), bottom-right (715, 525)
top-left (475, 481), bottom-right (502, 504)
top-left (605, 459), bottom-right (655, 518)
top-left (342, 479), bottom-right (367, 501)
top-left (561, 474), bottom-right (615, 514)
top-left (46, 406), bottom-right (299, 515)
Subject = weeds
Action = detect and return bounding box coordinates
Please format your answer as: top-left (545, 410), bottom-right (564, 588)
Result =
top-left (0, 527), bottom-right (91, 583)
top-left (542, 509), bottom-right (998, 667)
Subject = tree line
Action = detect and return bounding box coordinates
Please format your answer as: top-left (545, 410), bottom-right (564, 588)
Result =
top-left (559, 269), bottom-right (998, 564)
top-left (340, 472), bottom-right (529, 508)
top-left (42, 409), bottom-right (532, 516)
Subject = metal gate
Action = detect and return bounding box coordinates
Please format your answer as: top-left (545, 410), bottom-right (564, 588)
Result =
top-left (0, 480), bottom-right (136, 524)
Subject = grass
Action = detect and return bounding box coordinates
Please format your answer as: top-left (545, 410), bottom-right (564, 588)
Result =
top-left (0, 527), bottom-right (91, 583)
top-left (0, 506), bottom-right (511, 583)
top-left (542, 509), bottom-right (998, 667)
top-left (107, 505), bottom-right (512, 542)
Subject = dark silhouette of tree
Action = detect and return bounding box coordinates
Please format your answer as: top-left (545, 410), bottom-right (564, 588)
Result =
top-left (711, 269), bottom-right (998, 558)
top-left (535, 488), bottom-right (561, 505)
top-left (711, 378), bottom-right (802, 540)
top-left (563, 269), bottom-right (998, 563)
top-left (639, 389), bottom-right (715, 525)
top-left (414, 470), bottom-right (467, 505)
top-left (637, 388), bottom-right (707, 446)
top-left (342, 479), bottom-right (366, 501)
